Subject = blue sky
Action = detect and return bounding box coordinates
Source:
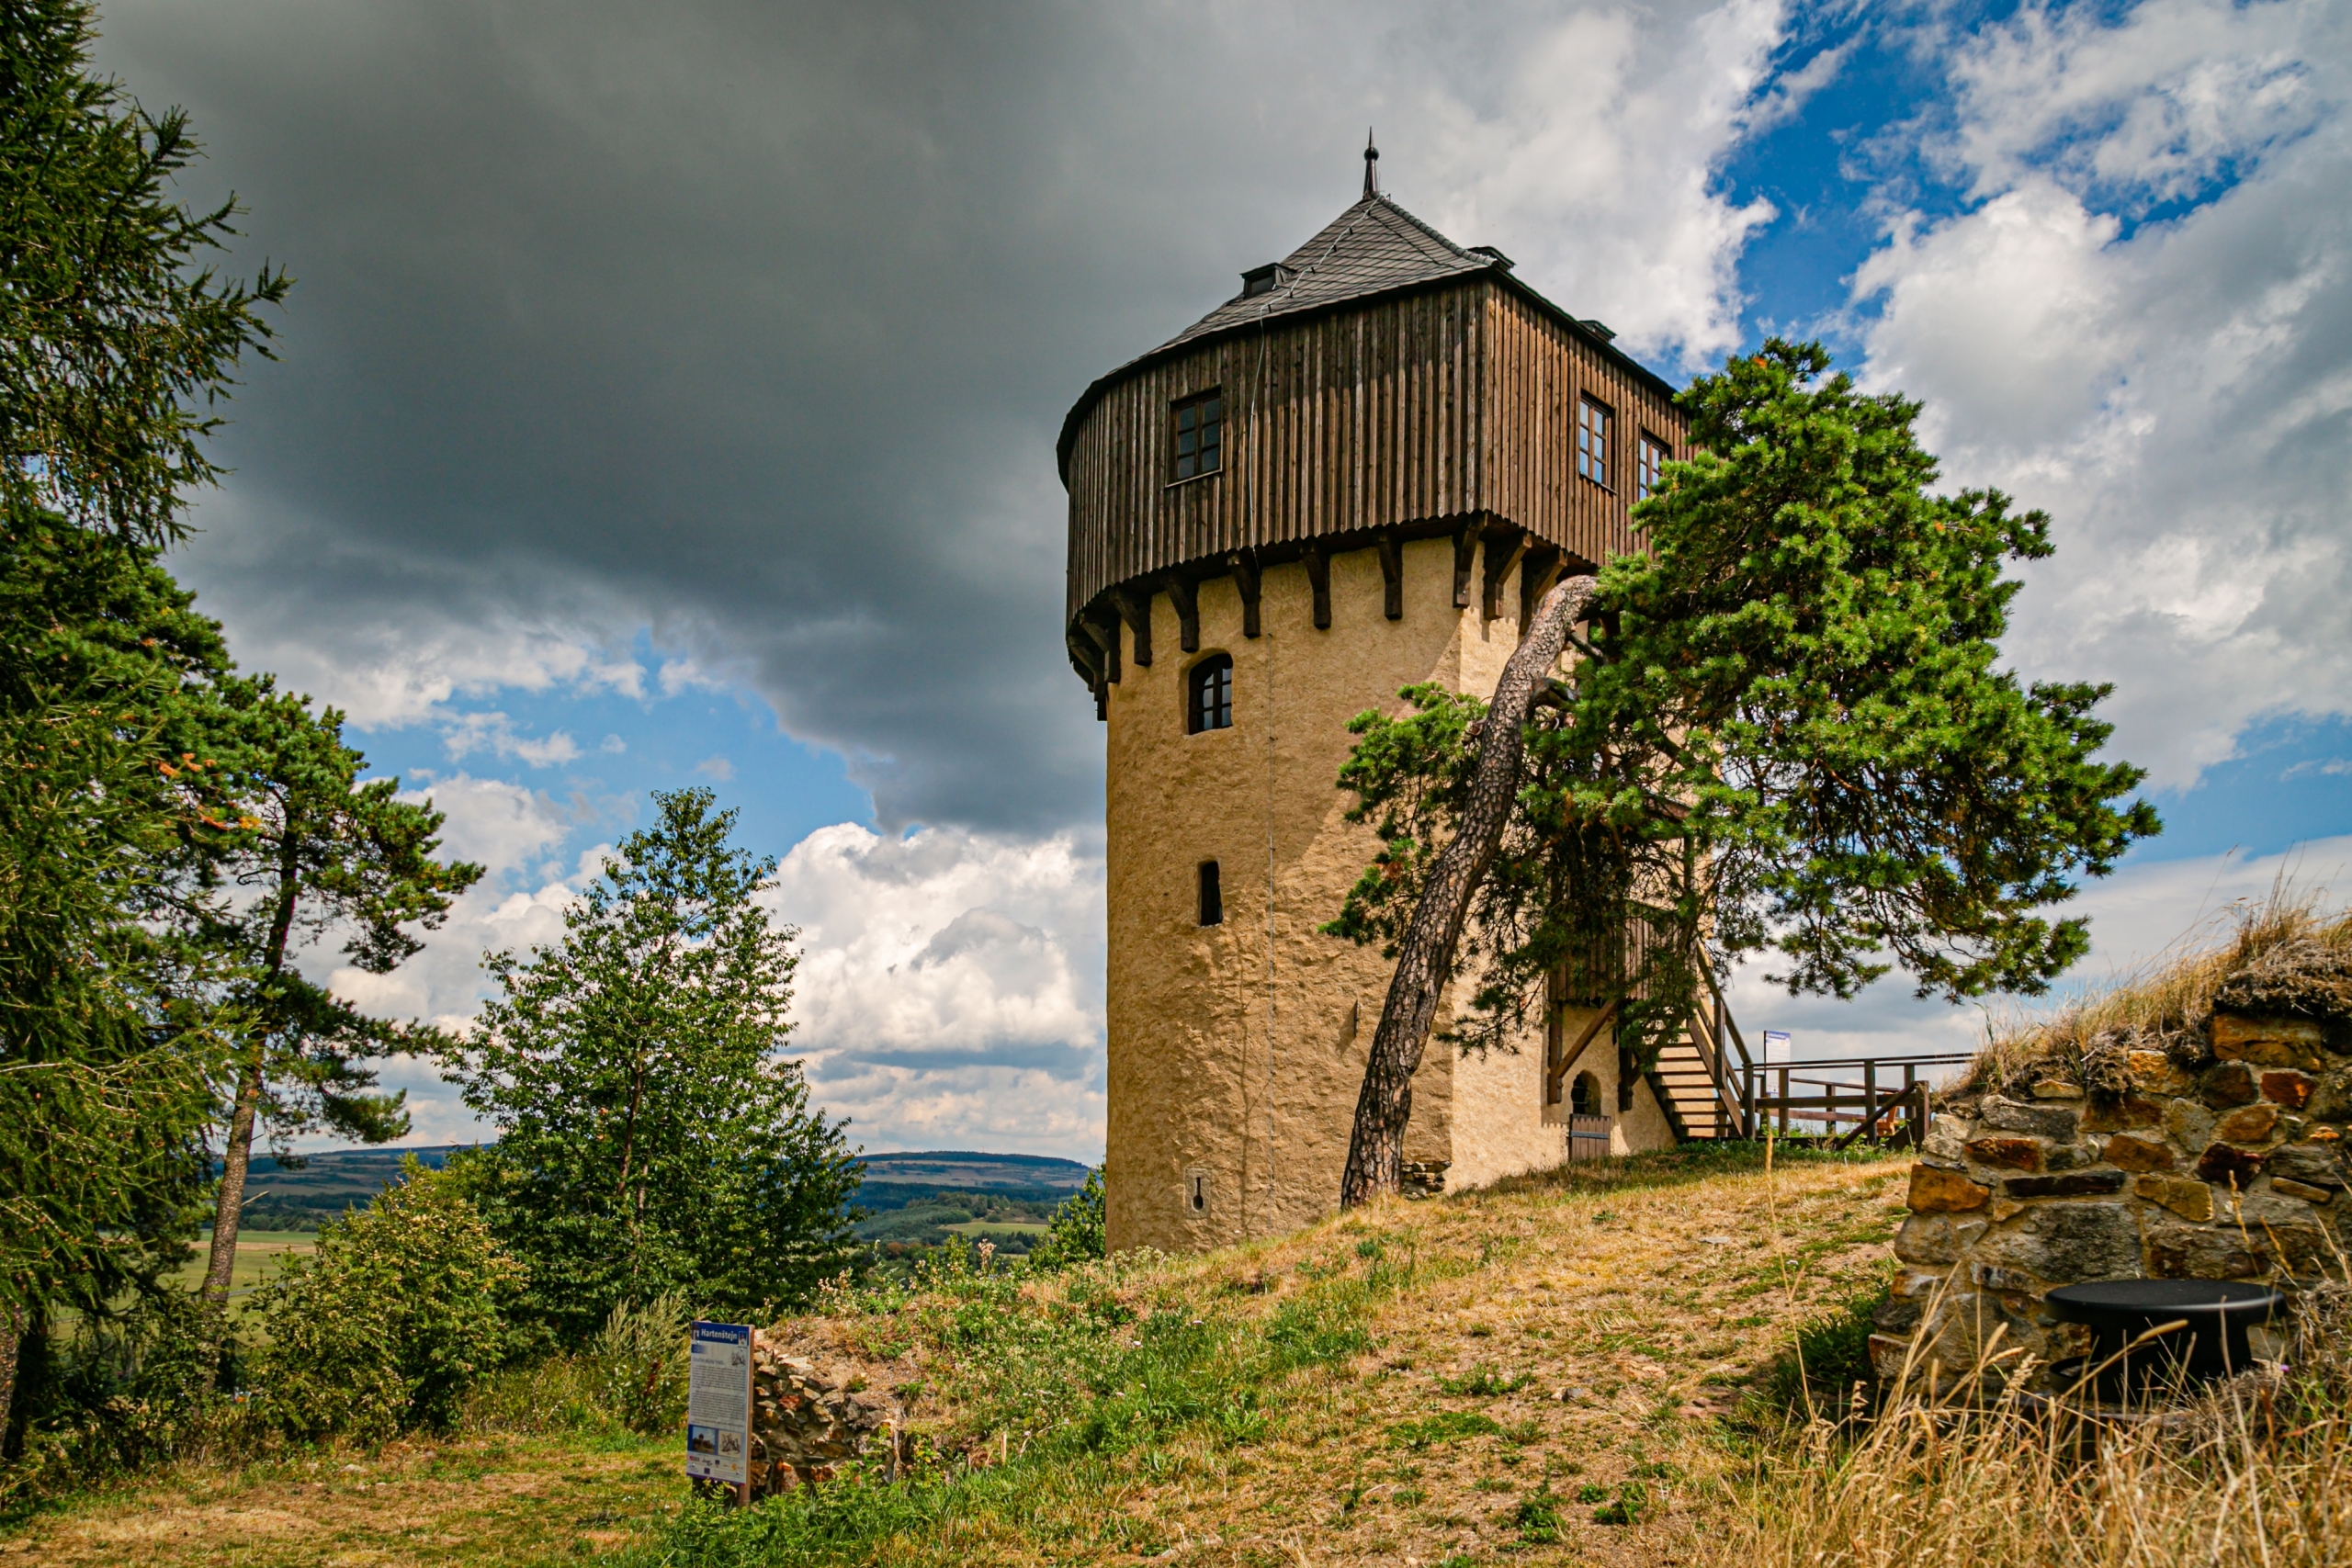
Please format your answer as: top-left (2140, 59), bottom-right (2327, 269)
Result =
top-left (96, 0), bottom-right (2352, 1156)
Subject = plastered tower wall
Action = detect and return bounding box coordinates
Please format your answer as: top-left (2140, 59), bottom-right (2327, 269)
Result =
top-left (1068, 186), bottom-right (1694, 1255)
top-left (1102, 535), bottom-right (1674, 1254)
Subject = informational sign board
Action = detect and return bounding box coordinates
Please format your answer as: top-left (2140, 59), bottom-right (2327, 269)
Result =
top-left (1762, 1030), bottom-right (1792, 1066)
top-left (684, 1320), bottom-right (753, 1489)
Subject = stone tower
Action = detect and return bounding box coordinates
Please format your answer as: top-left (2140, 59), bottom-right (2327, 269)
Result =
top-left (1061, 150), bottom-right (1691, 1254)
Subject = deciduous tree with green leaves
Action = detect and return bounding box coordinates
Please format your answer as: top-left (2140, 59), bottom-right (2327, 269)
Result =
top-left (194, 680), bottom-right (481, 1310)
top-left (445, 788), bottom-right (860, 1342)
top-left (1329, 341), bottom-right (2160, 1204)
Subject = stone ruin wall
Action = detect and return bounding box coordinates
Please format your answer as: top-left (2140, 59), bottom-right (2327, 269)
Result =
top-left (744, 1331), bottom-right (903, 1497)
top-left (1875, 1010), bottom-right (2351, 1392)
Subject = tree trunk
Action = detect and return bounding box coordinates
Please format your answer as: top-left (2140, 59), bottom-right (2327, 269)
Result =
top-left (1339, 574), bottom-right (1596, 1208)
top-left (0, 1294), bottom-right (22, 1450)
top-left (199, 1054), bottom-right (265, 1305)
top-left (201, 833), bottom-right (303, 1310)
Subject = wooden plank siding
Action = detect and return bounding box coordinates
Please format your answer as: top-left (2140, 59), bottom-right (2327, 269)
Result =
top-left (1064, 276), bottom-right (1687, 642)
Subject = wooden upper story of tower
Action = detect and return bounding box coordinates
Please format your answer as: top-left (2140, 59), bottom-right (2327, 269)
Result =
top-left (1059, 175), bottom-right (1689, 694)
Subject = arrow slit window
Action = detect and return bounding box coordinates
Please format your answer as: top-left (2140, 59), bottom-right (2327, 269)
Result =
top-left (1172, 390), bottom-right (1223, 480)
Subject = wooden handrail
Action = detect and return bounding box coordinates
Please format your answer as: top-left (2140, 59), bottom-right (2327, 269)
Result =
top-left (1546, 997), bottom-right (1620, 1100)
top-left (1684, 1006), bottom-right (1744, 1133)
top-left (1833, 1080), bottom-right (1931, 1150)
top-left (1701, 965), bottom-right (1753, 1074)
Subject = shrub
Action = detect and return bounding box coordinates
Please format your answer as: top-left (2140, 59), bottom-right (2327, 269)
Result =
top-left (1025, 1168), bottom-right (1105, 1269)
top-left (591, 1293), bottom-right (692, 1434)
top-left (245, 1157), bottom-right (524, 1443)
top-left (0, 1287), bottom-right (233, 1509)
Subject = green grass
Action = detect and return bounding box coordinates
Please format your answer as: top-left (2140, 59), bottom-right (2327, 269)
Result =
top-left (8, 1141), bottom-right (1920, 1566)
top-left (167, 1231), bottom-right (313, 1300)
top-left (936, 1221), bottom-right (1048, 1237)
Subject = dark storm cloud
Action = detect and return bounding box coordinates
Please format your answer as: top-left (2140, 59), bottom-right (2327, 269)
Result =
top-left (90, 0), bottom-right (1426, 831)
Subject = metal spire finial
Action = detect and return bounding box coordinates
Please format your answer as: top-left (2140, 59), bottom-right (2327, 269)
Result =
top-left (1363, 128), bottom-right (1380, 200)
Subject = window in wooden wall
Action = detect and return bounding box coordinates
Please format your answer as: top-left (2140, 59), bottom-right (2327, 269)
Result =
top-left (1197, 861), bottom-right (1224, 926)
top-left (1172, 389), bottom-right (1224, 480)
top-left (1576, 395), bottom-right (1612, 489)
top-left (1635, 432), bottom-right (1668, 501)
top-left (1188, 653), bottom-right (1233, 734)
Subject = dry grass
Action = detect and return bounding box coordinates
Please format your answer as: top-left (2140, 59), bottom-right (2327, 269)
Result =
top-left (628, 1145), bottom-right (1909, 1567)
top-left (1962, 883), bottom-right (2352, 1093)
top-left (0, 1432), bottom-right (681, 1565)
top-left (28, 1139), bottom-right (2347, 1567)
top-left (2, 1145), bottom-right (1909, 1567)
top-left (1701, 1288), bottom-right (2352, 1568)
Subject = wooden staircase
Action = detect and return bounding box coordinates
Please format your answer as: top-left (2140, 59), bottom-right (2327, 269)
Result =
top-left (1646, 992), bottom-right (1747, 1140)
top-left (1550, 956), bottom-right (1964, 1146)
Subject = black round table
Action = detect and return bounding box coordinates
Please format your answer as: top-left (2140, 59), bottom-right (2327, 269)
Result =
top-left (2044, 1279), bottom-right (2283, 1400)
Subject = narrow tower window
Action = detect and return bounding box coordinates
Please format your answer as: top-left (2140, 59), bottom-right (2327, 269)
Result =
top-left (1636, 432), bottom-right (1668, 501)
top-left (1197, 861), bottom-right (1223, 926)
top-left (1173, 389), bottom-right (1223, 480)
top-left (1576, 395), bottom-right (1612, 489)
top-left (1187, 653), bottom-right (1233, 733)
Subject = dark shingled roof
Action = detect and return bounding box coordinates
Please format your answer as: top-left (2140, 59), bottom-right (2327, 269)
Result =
top-left (1057, 193), bottom-right (1678, 483)
top-left (1152, 195), bottom-right (1499, 355)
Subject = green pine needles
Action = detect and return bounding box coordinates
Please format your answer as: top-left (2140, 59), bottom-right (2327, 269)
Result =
top-left (1329, 340), bottom-right (2159, 1077)
top-left (443, 788), bottom-right (863, 1343)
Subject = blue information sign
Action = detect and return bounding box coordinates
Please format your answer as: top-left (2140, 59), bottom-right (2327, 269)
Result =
top-left (685, 1321), bottom-right (753, 1488)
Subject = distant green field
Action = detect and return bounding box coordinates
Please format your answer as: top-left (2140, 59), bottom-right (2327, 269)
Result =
top-left (939, 1220), bottom-right (1048, 1236)
top-left (172, 1231), bottom-right (314, 1301)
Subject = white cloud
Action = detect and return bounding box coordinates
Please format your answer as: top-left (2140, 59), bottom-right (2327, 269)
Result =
top-left (398, 773), bottom-right (574, 877)
top-left (439, 710), bottom-right (582, 767)
top-left (658, 656), bottom-right (733, 697)
top-left (235, 601), bottom-right (650, 732)
top-left (1411, 0), bottom-right (1790, 364)
top-left (1939, 0), bottom-right (2324, 210)
top-left (695, 754), bottom-right (736, 782)
top-left (1850, 0), bottom-right (2352, 790)
top-left (767, 823), bottom-right (1106, 1157)
top-left (292, 817), bottom-right (1111, 1159)
top-left (1731, 834), bottom-right (2352, 1066)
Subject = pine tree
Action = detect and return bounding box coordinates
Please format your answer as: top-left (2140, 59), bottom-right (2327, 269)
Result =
top-left (1329, 342), bottom-right (2160, 1202)
top-left (445, 789), bottom-right (860, 1341)
top-left (0, 0), bottom-right (287, 1438)
top-left (194, 679), bottom-right (481, 1310)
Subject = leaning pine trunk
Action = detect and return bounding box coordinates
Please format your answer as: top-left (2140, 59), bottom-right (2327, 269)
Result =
top-left (1339, 574), bottom-right (1596, 1208)
top-left (202, 840), bottom-right (303, 1310)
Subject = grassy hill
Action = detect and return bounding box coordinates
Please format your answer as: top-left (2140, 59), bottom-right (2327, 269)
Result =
top-left (847, 1151), bottom-right (1092, 1262)
top-left (19, 1144), bottom-right (1908, 1565)
top-left (206, 1145), bottom-right (467, 1231)
top-left (853, 1150), bottom-right (1093, 1197)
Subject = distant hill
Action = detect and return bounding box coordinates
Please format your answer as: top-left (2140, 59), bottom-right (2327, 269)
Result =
top-left (855, 1150), bottom-right (1092, 1191)
top-left (212, 1145), bottom-right (1093, 1228)
top-left (210, 1145), bottom-right (467, 1231)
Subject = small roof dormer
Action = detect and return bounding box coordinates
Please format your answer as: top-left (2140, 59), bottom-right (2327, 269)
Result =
top-left (1239, 262), bottom-right (1294, 299)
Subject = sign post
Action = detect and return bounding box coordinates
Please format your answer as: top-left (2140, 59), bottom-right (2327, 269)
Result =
top-left (685, 1320), bottom-right (754, 1506)
top-left (1762, 1030), bottom-right (1792, 1066)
